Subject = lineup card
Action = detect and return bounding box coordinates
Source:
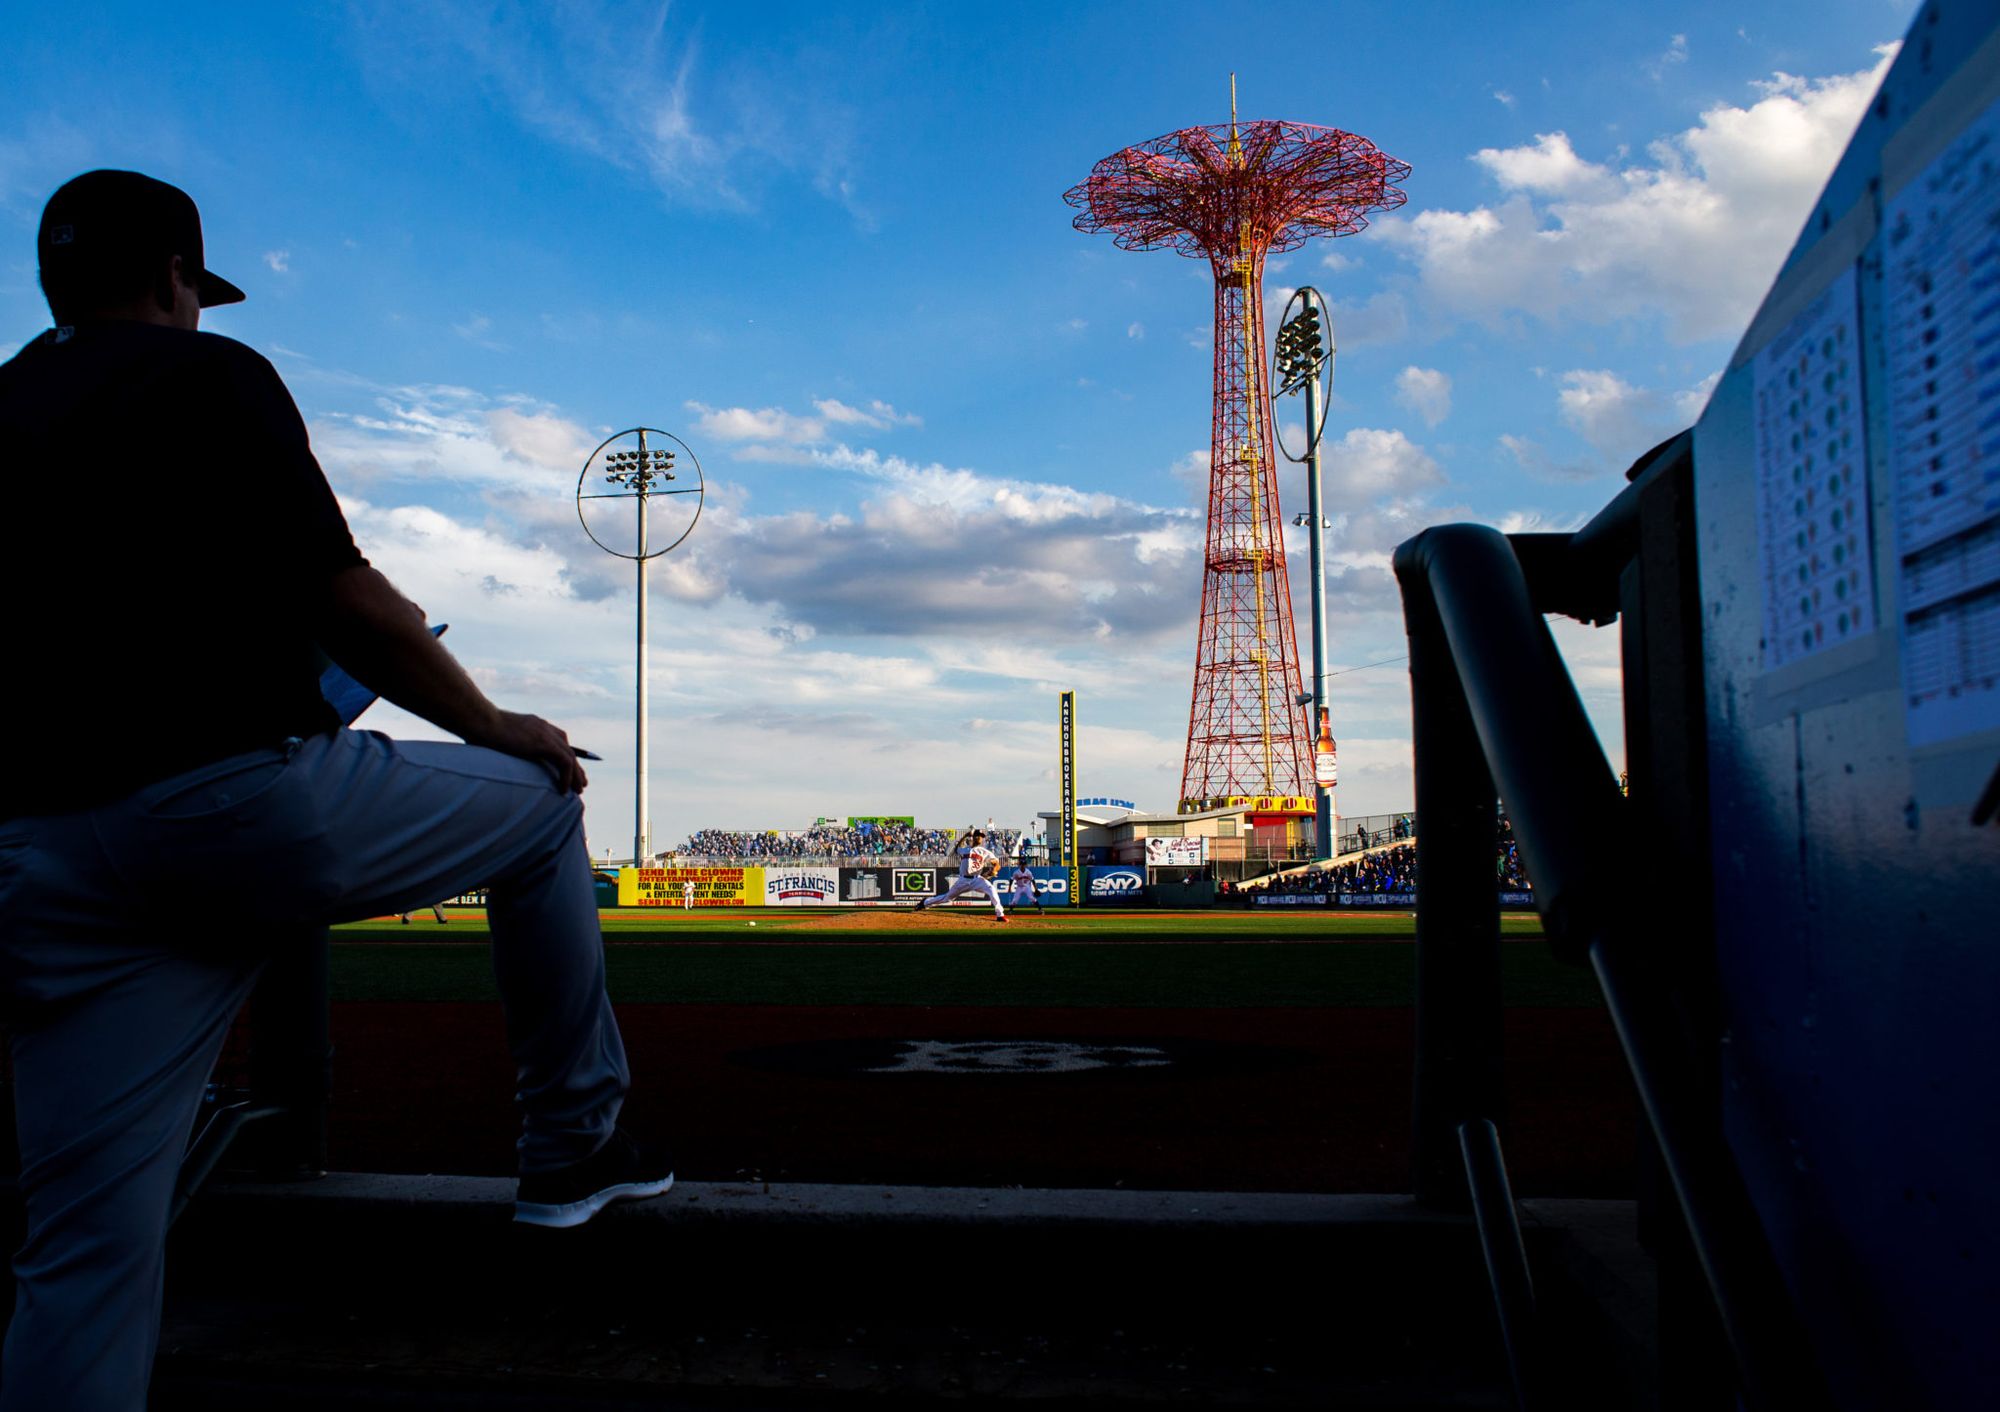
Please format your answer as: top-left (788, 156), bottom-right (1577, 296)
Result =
top-left (1754, 265), bottom-right (1873, 672)
top-left (1885, 96), bottom-right (2000, 749)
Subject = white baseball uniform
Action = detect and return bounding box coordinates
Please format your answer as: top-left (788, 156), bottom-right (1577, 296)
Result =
top-left (916, 843), bottom-right (1005, 916)
top-left (1006, 866), bottom-right (1041, 909)
top-left (681, 879), bottom-right (695, 911)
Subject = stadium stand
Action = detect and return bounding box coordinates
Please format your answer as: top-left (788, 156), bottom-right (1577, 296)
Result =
top-left (676, 822), bottom-right (1022, 865)
top-left (1234, 826), bottom-right (1529, 902)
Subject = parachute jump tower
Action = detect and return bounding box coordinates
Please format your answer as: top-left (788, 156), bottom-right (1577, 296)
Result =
top-left (1065, 84), bottom-right (1409, 811)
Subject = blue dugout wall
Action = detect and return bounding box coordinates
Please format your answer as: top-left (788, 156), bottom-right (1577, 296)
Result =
top-left (1695, 5), bottom-right (1999, 1403)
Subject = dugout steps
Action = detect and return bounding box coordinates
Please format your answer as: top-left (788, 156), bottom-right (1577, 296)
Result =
top-left (146, 1176), bottom-right (1658, 1408)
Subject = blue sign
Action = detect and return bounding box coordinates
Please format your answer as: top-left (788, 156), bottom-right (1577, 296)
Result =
top-left (1086, 866), bottom-right (1146, 900)
top-left (1078, 797), bottom-right (1137, 810)
top-left (1022, 866), bottom-right (1074, 903)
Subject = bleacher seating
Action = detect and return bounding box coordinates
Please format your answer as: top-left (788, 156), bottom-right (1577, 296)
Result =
top-left (675, 822), bottom-right (1022, 865)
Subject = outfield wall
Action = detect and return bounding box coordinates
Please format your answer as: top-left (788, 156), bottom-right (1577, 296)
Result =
top-left (1248, 889), bottom-right (1537, 910)
top-left (614, 865), bottom-right (1527, 909)
top-left (617, 864), bottom-right (1079, 907)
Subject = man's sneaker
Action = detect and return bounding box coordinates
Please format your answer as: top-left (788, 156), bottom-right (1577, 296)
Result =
top-left (514, 1128), bottom-right (674, 1229)
top-left (995, 914), bottom-right (1009, 923)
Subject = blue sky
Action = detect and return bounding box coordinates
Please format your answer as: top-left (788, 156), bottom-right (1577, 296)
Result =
top-left (0, 2), bottom-right (1913, 855)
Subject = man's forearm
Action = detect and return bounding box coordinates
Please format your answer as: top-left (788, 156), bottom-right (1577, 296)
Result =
top-left (316, 565), bottom-right (587, 793)
top-left (316, 565), bottom-right (502, 743)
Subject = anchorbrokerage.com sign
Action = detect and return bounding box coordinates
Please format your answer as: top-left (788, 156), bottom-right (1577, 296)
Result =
top-left (619, 866), bottom-right (763, 907)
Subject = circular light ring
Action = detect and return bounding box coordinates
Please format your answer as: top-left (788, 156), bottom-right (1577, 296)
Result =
top-left (576, 426), bottom-right (706, 561)
top-left (1272, 285), bottom-right (1335, 464)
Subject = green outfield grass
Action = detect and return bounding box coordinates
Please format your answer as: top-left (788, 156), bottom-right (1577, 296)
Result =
top-left (326, 909), bottom-right (1596, 1008)
top-left (341, 907), bottom-right (1548, 940)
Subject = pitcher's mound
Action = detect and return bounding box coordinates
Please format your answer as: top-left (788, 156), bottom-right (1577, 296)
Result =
top-left (782, 908), bottom-right (1046, 932)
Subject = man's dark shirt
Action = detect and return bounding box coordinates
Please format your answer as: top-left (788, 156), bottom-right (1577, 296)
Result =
top-left (0, 321), bottom-right (365, 818)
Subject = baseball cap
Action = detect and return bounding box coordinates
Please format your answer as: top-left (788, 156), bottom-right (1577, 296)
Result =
top-left (38, 169), bottom-right (246, 309)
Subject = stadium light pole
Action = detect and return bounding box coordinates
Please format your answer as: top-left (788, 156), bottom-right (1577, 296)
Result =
top-left (1275, 288), bottom-right (1338, 860)
top-left (578, 428), bottom-right (705, 866)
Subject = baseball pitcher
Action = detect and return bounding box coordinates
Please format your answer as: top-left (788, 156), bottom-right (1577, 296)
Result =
top-left (913, 827), bottom-right (1008, 922)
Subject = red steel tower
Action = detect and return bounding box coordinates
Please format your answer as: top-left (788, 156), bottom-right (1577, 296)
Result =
top-left (1065, 93), bottom-right (1408, 811)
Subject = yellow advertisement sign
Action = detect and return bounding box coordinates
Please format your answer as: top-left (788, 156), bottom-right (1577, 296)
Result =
top-left (1182, 795), bottom-right (1317, 816)
top-left (618, 866), bottom-right (764, 907)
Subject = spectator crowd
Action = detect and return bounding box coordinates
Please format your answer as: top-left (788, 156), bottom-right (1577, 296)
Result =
top-left (1232, 819), bottom-right (1532, 903)
top-left (675, 821), bottom-right (1022, 864)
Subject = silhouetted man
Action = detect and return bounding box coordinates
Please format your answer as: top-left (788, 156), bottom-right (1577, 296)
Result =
top-left (0, 170), bottom-right (670, 1412)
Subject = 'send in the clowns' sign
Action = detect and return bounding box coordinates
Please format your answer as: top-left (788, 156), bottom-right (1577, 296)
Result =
top-left (620, 866), bottom-right (760, 907)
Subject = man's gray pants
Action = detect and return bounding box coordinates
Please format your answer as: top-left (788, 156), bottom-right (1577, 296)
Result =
top-left (0, 728), bottom-right (630, 1411)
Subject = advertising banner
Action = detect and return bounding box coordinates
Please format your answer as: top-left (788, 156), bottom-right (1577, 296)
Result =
top-left (1310, 890), bottom-right (1534, 909)
top-left (619, 866), bottom-right (764, 907)
top-left (848, 815), bottom-right (915, 828)
top-left (889, 866), bottom-right (942, 902)
top-left (840, 867), bottom-right (892, 903)
top-left (1144, 837), bottom-right (1207, 867)
top-left (763, 866), bottom-right (840, 906)
top-left (1025, 866), bottom-right (1073, 905)
top-left (1086, 866), bottom-right (1147, 903)
top-left (1254, 892), bottom-right (1329, 907)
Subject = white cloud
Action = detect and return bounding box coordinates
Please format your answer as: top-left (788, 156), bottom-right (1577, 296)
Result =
top-left (1321, 427), bottom-right (1445, 510)
top-left (1393, 366), bottom-right (1453, 427)
top-left (263, 250), bottom-right (291, 273)
top-left (1127, 321), bottom-right (1145, 339)
top-left (1381, 45), bottom-right (1897, 342)
top-left (1476, 131), bottom-right (1619, 198)
top-left (1328, 290), bottom-right (1409, 348)
top-left (451, 313), bottom-right (507, 351)
top-left (686, 396), bottom-right (917, 462)
top-left (1493, 89), bottom-right (1517, 110)
top-left (1168, 449), bottom-right (1210, 500)
top-left (1558, 370), bottom-right (1658, 456)
top-left (686, 401), bottom-right (827, 444)
top-left (486, 405), bottom-right (595, 470)
top-left (299, 373), bottom-right (1224, 840)
top-left (813, 397), bottom-right (921, 430)
top-left (1553, 368), bottom-right (1716, 464)
top-left (1649, 33), bottom-right (1690, 79)
top-left (1677, 370), bottom-right (1722, 423)
top-left (308, 383), bottom-right (577, 496)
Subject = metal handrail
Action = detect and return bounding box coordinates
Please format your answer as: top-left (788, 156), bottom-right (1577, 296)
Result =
top-left (1393, 437), bottom-right (1830, 1411)
top-left (1461, 1119), bottom-right (1539, 1408)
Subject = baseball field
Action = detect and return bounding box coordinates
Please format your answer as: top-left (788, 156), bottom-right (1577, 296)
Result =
top-left (279, 906), bottom-right (1634, 1196)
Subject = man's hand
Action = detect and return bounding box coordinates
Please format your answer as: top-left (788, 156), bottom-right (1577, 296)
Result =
top-left (466, 710), bottom-right (588, 794)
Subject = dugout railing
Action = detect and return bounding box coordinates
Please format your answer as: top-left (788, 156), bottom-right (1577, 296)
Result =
top-left (1395, 431), bottom-right (1829, 1411)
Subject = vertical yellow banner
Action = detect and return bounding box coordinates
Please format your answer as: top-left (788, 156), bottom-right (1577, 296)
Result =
top-left (1060, 691), bottom-right (1078, 907)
